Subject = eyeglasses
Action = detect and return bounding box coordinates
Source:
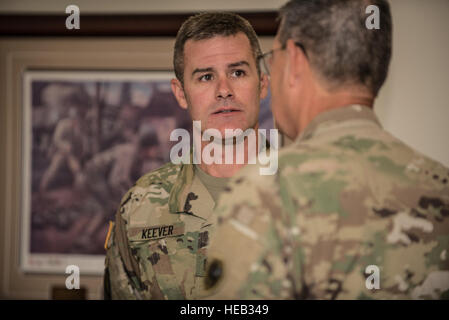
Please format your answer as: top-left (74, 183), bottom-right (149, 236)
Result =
top-left (258, 42), bottom-right (307, 76)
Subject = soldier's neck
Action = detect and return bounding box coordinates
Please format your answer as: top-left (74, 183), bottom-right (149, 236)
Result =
top-left (197, 134), bottom-right (260, 178)
top-left (198, 162), bottom-right (246, 178)
top-left (296, 86), bottom-right (374, 137)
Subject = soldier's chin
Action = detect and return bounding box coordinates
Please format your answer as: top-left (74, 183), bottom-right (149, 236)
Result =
top-left (202, 127), bottom-right (243, 143)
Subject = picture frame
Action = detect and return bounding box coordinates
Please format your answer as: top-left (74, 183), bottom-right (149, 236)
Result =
top-left (21, 70), bottom-right (190, 275)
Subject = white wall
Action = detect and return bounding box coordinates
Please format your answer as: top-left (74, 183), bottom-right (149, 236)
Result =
top-left (375, 0), bottom-right (449, 166)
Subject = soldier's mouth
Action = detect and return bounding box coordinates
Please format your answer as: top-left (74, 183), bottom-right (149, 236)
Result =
top-left (212, 108), bottom-right (241, 115)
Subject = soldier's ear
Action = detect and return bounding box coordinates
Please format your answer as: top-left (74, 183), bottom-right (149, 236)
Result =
top-left (171, 78), bottom-right (188, 110)
top-left (286, 39), bottom-right (305, 87)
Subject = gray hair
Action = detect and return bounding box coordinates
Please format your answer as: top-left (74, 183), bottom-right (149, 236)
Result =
top-left (278, 0), bottom-right (392, 96)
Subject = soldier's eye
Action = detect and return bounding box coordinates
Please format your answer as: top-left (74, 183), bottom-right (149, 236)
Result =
top-left (231, 70), bottom-right (246, 78)
top-left (199, 74), bottom-right (213, 82)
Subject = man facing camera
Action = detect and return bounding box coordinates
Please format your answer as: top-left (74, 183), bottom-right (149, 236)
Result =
top-left (205, 0), bottom-right (449, 299)
top-left (104, 12), bottom-right (268, 299)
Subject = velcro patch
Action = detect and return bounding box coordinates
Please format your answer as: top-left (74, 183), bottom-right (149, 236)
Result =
top-left (128, 222), bottom-right (185, 242)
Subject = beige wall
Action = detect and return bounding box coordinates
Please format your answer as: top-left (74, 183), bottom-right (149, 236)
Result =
top-left (375, 0), bottom-right (449, 167)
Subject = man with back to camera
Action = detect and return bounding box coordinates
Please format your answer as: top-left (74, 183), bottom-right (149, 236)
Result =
top-left (103, 12), bottom-right (269, 299)
top-left (205, 0), bottom-right (449, 299)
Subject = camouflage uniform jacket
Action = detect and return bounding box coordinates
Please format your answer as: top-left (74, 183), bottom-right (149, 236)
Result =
top-left (205, 105), bottom-right (449, 299)
top-left (104, 160), bottom-right (216, 299)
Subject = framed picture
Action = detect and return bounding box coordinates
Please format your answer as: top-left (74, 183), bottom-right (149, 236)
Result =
top-left (20, 70), bottom-right (274, 275)
top-left (21, 70), bottom-right (191, 274)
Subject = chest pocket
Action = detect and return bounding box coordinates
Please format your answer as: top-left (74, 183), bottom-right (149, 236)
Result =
top-left (173, 230), bottom-right (209, 277)
top-left (130, 229), bottom-right (211, 299)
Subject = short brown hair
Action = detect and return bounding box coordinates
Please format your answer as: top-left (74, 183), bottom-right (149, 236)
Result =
top-left (173, 12), bottom-right (262, 84)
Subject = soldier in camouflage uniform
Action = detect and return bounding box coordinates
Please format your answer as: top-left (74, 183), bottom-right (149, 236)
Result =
top-left (204, 0), bottom-right (449, 299)
top-left (103, 12), bottom-right (269, 299)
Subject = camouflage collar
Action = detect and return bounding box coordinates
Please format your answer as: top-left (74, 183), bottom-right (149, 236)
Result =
top-left (297, 104), bottom-right (382, 142)
top-left (168, 160), bottom-right (195, 214)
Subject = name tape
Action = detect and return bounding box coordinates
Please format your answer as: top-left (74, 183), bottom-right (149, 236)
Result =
top-left (128, 222), bottom-right (185, 241)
